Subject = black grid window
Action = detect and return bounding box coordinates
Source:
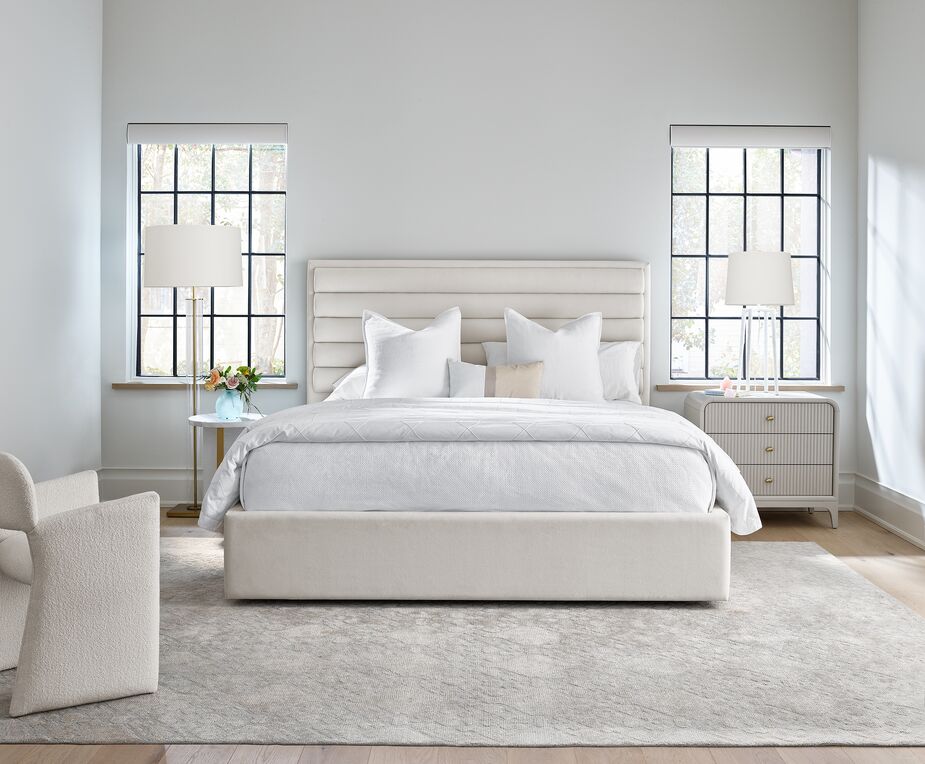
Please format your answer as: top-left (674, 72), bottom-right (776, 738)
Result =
top-left (670, 146), bottom-right (824, 380)
top-left (135, 143), bottom-right (287, 377)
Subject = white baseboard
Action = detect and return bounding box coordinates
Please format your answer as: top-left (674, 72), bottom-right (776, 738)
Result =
top-left (851, 474), bottom-right (925, 551)
top-left (99, 468), bottom-right (201, 507)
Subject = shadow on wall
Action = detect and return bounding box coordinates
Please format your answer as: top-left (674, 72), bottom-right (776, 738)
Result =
top-left (863, 153), bottom-right (925, 541)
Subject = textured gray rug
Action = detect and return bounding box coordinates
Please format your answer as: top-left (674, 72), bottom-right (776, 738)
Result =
top-left (1, 539), bottom-right (923, 745)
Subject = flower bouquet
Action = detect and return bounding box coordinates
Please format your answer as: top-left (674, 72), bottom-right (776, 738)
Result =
top-left (202, 365), bottom-right (263, 419)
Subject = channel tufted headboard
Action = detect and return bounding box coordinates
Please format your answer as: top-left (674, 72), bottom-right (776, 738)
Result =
top-left (307, 259), bottom-right (651, 404)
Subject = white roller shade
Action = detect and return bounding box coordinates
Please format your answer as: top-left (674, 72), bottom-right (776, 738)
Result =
top-left (127, 123), bottom-right (288, 145)
top-left (670, 125), bottom-right (831, 149)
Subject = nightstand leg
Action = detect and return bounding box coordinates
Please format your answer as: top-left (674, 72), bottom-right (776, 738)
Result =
top-left (829, 506), bottom-right (838, 529)
top-left (216, 428), bottom-right (225, 468)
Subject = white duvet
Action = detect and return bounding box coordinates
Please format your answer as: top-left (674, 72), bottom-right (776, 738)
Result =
top-left (199, 398), bottom-right (761, 535)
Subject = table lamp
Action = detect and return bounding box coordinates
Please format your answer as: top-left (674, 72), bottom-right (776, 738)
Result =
top-left (725, 251), bottom-right (795, 395)
top-left (144, 224), bottom-right (242, 516)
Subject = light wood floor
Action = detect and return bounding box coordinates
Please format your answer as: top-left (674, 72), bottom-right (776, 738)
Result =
top-left (3, 510), bottom-right (923, 764)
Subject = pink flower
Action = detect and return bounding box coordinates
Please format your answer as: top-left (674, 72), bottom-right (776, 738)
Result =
top-left (720, 376), bottom-right (732, 391)
top-left (225, 375), bottom-right (240, 390)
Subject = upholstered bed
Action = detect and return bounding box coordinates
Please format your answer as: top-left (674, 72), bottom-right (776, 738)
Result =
top-left (204, 260), bottom-right (758, 601)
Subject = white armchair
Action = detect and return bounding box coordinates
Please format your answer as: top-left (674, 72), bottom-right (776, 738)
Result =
top-left (0, 453), bottom-right (160, 717)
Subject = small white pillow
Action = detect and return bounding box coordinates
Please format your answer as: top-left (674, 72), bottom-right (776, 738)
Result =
top-left (482, 339), bottom-right (642, 403)
top-left (324, 365), bottom-right (367, 401)
top-left (362, 307), bottom-right (461, 398)
top-left (503, 309), bottom-right (604, 402)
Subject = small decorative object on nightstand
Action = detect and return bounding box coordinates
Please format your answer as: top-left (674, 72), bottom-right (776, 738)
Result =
top-left (685, 391), bottom-right (839, 528)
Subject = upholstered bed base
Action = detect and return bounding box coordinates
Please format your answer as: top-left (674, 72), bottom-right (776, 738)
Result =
top-left (224, 507), bottom-right (731, 601)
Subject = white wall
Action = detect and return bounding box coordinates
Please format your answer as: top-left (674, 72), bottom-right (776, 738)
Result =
top-left (100, 0), bottom-right (859, 500)
top-left (857, 0), bottom-right (925, 545)
top-left (0, 0), bottom-right (102, 481)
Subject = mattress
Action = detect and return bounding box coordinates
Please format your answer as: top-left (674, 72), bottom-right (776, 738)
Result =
top-left (240, 440), bottom-right (714, 515)
top-left (200, 397), bottom-right (761, 534)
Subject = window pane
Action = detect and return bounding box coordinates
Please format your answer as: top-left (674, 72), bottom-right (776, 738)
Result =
top-left (252, 256), bottom-right (285, 315)
top-left (140, 194), bottom-right (174, 250)
top-left (252, 317), bottom-right (285, 376)
top-left (783, 320), bottom-right (817, 378)
top-left (213, 257), bottom-right (249, 315)
top-left (672, 148), bottom-right (706, 193)
top-left (139, 317), bottom-right (173, 376)
top-left (139, 256), bottom-right (173, 313)
top-left (746, 310), bottom-right (781, 379)
top-left (784, 149), bottom-right (818, 194)
top-left (252, 194), bottom-right (286, 253)
top-left (252, 145), bottom-right (287, 191)
top-left (177, 316), bottom-right (211, 378)
top-left (708, 319), bottom-right (741, 379)
top-left (213, 317), bottom-right (248, 370)
top-left (746, 197), bottom-right (782, 251)
top-left (177, 144), bottom-right (212, 191)
top-left (177, 193), bottom-right (212, 225)
top-left (746, 148), bottom-right (780, 193)
top-left (176, 287), bottom-right (211, 316)
top-left (707, 258), bottom-right (740, 317)
top-left (708, 196), bottom-right (743, 255)
top-left (215, 194), bottom-right (249, 252)
top-left (671, 258), bottom-right (705, 317)
top-left (672, 196), bottom-right (706, 255)
top-left (214, 144), bottom-right (249, 191)
top-left (671, 319), bottom-right (705, 378)
top-left (708, 148), bottom-right (743, 193)
top-left (785, 258), bottom-right (818, 318)
top-left (140, 144), bottom-right (174, 191)
top-left (784, 196), bottom-right (818, 255)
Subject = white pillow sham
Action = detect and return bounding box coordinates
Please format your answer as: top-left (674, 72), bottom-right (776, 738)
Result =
top-left (503, 309), bottom-right (604, 402)
top-left (483, 339), bottom-right (642, 404)
top-left (362, 307), bottom-right (461, 398)
top-left (324, 365), bottom-right (367, 401)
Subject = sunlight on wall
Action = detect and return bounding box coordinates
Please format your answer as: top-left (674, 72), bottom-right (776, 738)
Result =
top-left (864, 154), bottom-right (925, 498)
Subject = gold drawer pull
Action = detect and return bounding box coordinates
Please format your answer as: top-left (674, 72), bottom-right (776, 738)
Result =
top-left (766, 414), bottom-right (775, 422)
top-left (764, 477), bottom-right (774, 484)
top-left (765, 446), bottom-right (774, 453)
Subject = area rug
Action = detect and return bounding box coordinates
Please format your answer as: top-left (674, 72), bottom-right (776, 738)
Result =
top-left (1, 539), bottom-right (923, 745)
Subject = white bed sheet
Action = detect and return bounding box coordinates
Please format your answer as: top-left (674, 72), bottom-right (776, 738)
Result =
top-left (200, 398), bottom-right (761, 534)
top-left (240, 441), bottom-right (715, 515)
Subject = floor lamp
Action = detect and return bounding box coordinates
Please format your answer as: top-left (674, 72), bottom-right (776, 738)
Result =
top-left (725, 251), bottom-right (795, 394)
top-left (144, 224), bottom-right (242, 517)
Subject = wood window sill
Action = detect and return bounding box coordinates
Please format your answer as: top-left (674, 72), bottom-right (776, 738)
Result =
top-left (112, 381), bottom-right (298, 390)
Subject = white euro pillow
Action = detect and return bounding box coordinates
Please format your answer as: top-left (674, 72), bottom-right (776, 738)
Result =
top-left (362, 307), bottom-right (461, 398)
top-left (503, 309), bottom-right (604, 402)
top-left (483, 339), bottom-right (642, 403)
top-left (598, 341), bottom-right (642, 404)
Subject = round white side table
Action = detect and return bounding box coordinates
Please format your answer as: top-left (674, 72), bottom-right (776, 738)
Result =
top-left (190, 413), bottom-right (263, 460)
top-left (169, 413), bottom-right (263, 518)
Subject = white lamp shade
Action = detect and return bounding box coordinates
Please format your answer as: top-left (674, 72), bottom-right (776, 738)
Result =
top-left (725, 251), bottom-right (795, 306)
top-left (144, 225), bottom-right (243, 288)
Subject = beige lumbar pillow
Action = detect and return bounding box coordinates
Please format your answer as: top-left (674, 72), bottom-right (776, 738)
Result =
top-left (448, 360), bottom-right (543, 398)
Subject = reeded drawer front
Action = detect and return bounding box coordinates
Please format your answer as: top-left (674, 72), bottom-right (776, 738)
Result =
top-left (712, 434), bottom-right (833, 465)
top-left (704, 402), bottom-right (834, 434)
top-left (741, 465), bottom-right (834, 497)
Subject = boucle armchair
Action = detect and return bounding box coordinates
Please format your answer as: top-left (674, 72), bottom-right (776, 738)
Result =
top-left (0, 453), bottom-right (160, 717)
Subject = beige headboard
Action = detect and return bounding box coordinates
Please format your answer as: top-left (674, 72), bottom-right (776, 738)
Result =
top-left (307, 259), bottom-right (651, 404)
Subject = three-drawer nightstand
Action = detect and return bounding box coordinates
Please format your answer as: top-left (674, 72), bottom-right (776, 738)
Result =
top-left (684, 392), bottom-right (839, 528)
